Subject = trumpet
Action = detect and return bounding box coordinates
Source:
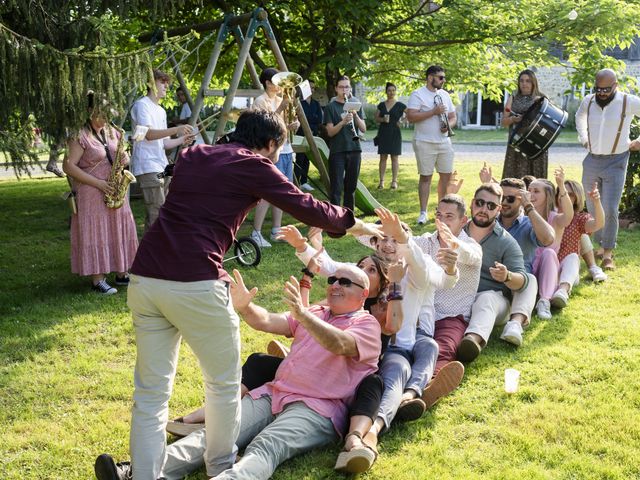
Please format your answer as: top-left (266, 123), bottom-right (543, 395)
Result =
top-left (272, 71), bottom-right (303, 142)
top-left (434, 93), bottom-right (455, 137)
top-left (344, 89), bottom-right (361, 142)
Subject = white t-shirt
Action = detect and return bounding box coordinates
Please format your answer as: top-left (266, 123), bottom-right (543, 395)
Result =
top-left (131, 96), bottom-right (168, 175)
top-left (253, 93), bottom-right (293, 155)
top-left (179, 102), bottom-right (191, 120)
top-left (407, 86), bottom-right (455, 143)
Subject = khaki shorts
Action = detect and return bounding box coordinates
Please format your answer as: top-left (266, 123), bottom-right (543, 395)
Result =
top-left (412, 140), bottom-right (454, 176)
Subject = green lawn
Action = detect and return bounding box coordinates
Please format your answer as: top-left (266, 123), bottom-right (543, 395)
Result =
top-left (366, 127), bottom-right (579, 144)
top-left (1, 159), bottom-right (639, 480)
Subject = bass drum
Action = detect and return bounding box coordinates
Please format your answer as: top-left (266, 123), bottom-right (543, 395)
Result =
top-left (508, 97), bottom-right (568, 160)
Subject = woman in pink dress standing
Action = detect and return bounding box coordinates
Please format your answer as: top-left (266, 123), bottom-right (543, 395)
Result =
top-left (63, 94), bottom-right (138, 294)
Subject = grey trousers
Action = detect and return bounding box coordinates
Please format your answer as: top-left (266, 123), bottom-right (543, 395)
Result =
top-left (160, 396), bottom-right (336, 480)
top-left (582, 151), bottom-right (629, 250)
top-left (377, 335), bottom-right (439, 430)
top-left (137, 172), bottom-right (168, 232)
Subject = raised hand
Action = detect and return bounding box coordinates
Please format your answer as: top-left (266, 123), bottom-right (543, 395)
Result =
top-left (446, 170), bottom-right (464, 194)
top-left (517, 188), bottom-right (532, 208)
top-left (387, 262), bottom-right (408, 283)
top-left (436, 247), bottom-right (459, 275)
top-left (346, 218), bottom-right (384, 240)
top-left (479, 162), bottom-right (495, 184)
top-left (375, 207), bottom-right (408, 243)
top-left (554, 165), bottom-right (566, 186)
top-left (229, 269), bottom-right (258, 311)
top-left (489, 261), bottom-right (509, 283)
top-left (306, 247), bottom-right (324, 275)
top-left (283, 276), bottom-right (306, 319)
top-left (435, 218), bottom-right (459, 250)
top-left (276, 225), bottom-right (307, 250)
top-left (588, 182), bottom-right (601, 202)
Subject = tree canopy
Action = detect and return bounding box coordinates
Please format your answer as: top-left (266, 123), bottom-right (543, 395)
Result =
top-left (1, 0), bottom-right (639, 176)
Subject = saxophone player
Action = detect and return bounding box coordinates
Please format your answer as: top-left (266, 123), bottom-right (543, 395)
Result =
top-left (62, 93), bottom-right (139, 295)
top-left (324, 75), bottom-right (367, 210)
top-left (406, 65), bottom-right (457, 225)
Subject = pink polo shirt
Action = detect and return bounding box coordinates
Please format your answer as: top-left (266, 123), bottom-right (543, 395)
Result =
top-left (249, 305), bottom-right (381, 435)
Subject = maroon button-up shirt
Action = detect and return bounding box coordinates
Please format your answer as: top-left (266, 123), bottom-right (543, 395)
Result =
top-left (131, 143), bottom-right (355, 282)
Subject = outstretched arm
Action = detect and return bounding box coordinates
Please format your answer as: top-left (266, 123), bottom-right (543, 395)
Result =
top-left (230, 270), bottom-right (291, 336)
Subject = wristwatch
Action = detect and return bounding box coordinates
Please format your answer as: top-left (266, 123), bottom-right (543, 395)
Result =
top-left (505, 271), bottom-right (512, 283)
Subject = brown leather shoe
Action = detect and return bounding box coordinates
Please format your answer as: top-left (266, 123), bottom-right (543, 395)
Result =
top-left (457, 334), bottom-right (482, 363)
top-left (395, 397), bottom-right (426, 422)
top-left (422, 361), bottom-right (464, 409)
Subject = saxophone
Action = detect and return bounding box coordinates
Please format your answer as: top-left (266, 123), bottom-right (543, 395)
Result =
top-left (104, 124), bottom-right (136, 209)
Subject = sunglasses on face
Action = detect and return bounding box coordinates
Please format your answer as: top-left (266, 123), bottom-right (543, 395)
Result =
top-left (594, 86), bottom-right (613, 93)
top-left (436, 75), bottom-right (445, 81)
top-left (327, 276), bottom-right (366, 290)
top-left (502, 195), bottom-right (517, 204)
top-left (473, 198), bottom-right (499, 211)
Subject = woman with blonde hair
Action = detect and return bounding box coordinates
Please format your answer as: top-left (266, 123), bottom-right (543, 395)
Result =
top-left (528, 167), bottom-right (574, 319)
top-left (551, 180), bottom-right (606, 307)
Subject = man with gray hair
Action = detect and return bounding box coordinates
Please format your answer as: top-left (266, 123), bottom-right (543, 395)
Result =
top-left (575, 68), bottom-right (640, 271)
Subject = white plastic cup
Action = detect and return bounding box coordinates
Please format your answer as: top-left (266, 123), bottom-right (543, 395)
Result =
top-left (504, 368), bottom-right (520, 393)
top-left (384, 114), bottom-right (390, 123)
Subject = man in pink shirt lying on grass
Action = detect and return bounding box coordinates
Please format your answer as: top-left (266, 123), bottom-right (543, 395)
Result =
top-left (152, 265), bottom-right (380, 480)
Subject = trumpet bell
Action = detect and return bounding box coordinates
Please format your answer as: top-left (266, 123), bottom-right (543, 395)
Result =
top-left (271, 72), bottom-right (303, 88)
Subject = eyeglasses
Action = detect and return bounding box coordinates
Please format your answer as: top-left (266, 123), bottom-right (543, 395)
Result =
top-left (502, 195), bottom-right (517, 204)
top-left (473, 198), bottom-right (499, 211)
top-left (327, 276), bottom-right (366, 290)
top-left (594, 86), bottom-right (613, 93)
top-left (436, 76), bottom-right (445, 81)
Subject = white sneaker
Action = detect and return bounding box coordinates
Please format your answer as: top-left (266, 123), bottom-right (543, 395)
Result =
top-left (269, 228), bottom-right (284, 243)
top-left (589, 265), bottom-right (608, 283)
top-left (417, 211), bottom-right (428, 225)
top-left (500, 320), bottom-right (523, 346)
top-left (250, 230), bottom-right (271, 248)
top-left (536, 298), bottom-right (552, 320)
top-left (301, 183), bottom-right (314, 192)
top-left (550, 288), bottom-right (569, 309)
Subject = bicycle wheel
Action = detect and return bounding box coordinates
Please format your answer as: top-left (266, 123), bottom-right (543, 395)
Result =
top-left (234, 237), bottom-right (261, 267)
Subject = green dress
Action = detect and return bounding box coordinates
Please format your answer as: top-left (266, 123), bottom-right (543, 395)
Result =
top-left (376, 101), bottom-right (406, 155)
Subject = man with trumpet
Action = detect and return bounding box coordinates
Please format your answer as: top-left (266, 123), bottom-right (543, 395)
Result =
top-left (324, 75), bottom-right (367, 211)
top-left (406, 65), bottom-right (457, 226)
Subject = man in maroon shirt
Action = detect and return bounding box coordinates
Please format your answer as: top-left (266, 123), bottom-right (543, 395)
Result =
top-left (107, 110), bottom-right (379, 480)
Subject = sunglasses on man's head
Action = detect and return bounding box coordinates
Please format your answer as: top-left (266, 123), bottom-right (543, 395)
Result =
top-left (327, 276), bottom-right (365, 290)
top-left (594, 86), bottom-right (613, 93)
top-left (473, 198), bottom-right (499, 211)
top-left (502, 195), bottom-right (517, 204)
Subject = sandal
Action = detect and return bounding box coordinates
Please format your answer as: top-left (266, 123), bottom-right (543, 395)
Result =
top-left (377, 182), bottom-right (384, 190)
top-left (166, 417), bottom-right (205, 437)
top-left (601, 257), bottom-right (615, 271)
top-left (334, 431), bottom-right (378, 473)
top-left (390, 181), bottom-right (398, 189)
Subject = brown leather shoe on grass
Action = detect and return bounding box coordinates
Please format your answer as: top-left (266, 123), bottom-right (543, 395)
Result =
top-left (422, 361), bottom-right (465, 410)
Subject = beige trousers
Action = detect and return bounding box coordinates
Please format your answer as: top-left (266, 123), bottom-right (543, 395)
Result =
top-left (127, 274), bottom-right (241, 480)
top-left (137, 172), bottom-right (168, 232)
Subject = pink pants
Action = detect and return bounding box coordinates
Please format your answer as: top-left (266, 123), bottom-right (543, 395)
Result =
top-left (532, 247), bottom-right (559, 300)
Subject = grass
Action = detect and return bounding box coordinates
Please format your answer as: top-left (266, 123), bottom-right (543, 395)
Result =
top-left (1, 158), bottom-right (639, 480)
top-left (365, 127), bottom-right (579, 144)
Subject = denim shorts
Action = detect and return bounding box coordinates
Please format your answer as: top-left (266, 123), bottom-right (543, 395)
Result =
top-left (276, 152), bottom-right (294, 181)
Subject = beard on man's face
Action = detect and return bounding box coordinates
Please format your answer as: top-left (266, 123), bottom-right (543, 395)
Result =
top-left (471, 214), bottom-right (494, 228)
top-left (595, 91), bottom-right (616, 108)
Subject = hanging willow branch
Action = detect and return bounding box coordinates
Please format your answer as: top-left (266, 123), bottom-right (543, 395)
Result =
top-left (0, 19), bottom-right (195, 177)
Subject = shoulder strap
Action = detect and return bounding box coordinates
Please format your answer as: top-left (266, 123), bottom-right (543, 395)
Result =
top-left (611, 93), bottom-right (628, 154)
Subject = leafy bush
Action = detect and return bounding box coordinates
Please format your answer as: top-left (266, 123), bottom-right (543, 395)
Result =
top-left (621, 119), bottom-right (640, 219)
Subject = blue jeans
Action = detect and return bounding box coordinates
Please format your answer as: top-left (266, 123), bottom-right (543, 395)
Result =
top-left (377, 332), bottom-right (438, 430)
top-left (582, 151), bottom-right (629, 249)
top-left (328, 150), bottom-right (361, 211)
